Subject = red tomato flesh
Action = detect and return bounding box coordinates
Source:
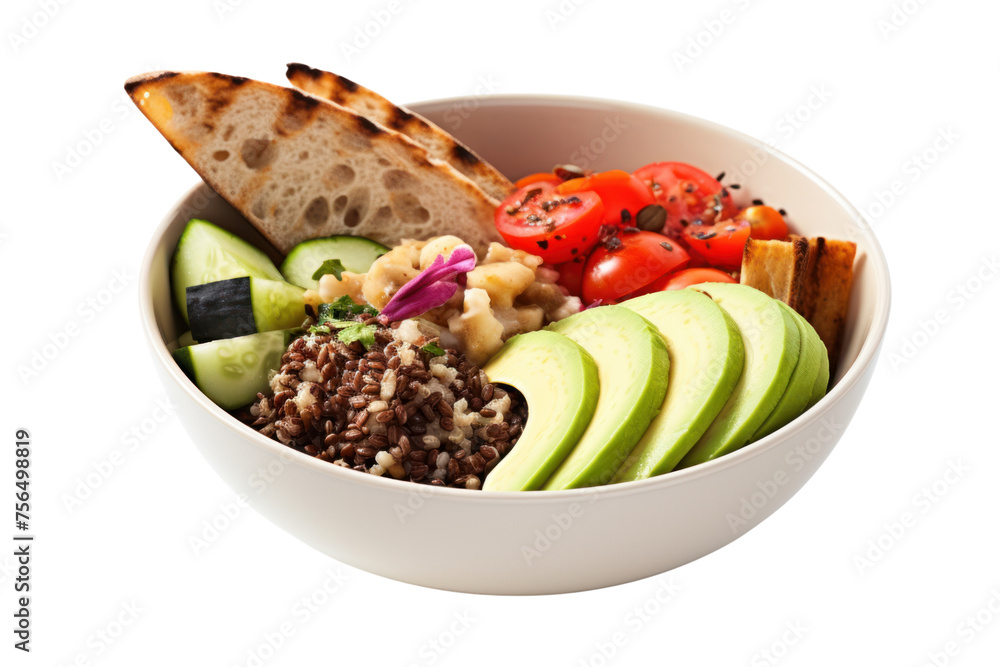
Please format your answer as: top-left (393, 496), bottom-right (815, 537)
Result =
top-left (582, 231), bottom-right (690, 304)
top-left (557, 170), bottom-right (656, 227)
top-left (740, 205), bottom-right (789, 241)
top-left (642, 267), bottom-right (737, 293)
top-left (632, 162), bottom-right (738, 233)
top-left (554, 258), bottom-right (586, 296)
top-left (682, 219), bottom-right (751, 271)
top-left (495, 183), bottom-right (605, 264)
top-left (515, 172), bottom-right (562, 189)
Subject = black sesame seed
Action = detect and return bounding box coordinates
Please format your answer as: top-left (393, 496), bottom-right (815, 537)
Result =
top-left (716, 172), bottom-right (725, 182)
top-left (660, 241), bottom-right (673, 251)
top-left (729, 183), bottom-right (741, 189)
top-left (621, 209), bottom-right (631, 224)
top-left (536, 240), bottom-right (549, 250)
top-left (779, 208), bottom-right (787, 216)
top-left (752, 199), bottom-right (764, 206)
top-left (692, 231), bottom-right (717, 240)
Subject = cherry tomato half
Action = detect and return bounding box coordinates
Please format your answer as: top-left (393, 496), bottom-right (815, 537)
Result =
top-left (632, 162), bottom-right (738, 233)
top-left (495, 183), bottom-right (605, 264)
top-left (554, 258), bottom-right (586, 296)
top-left (582, 231), bottom-right (690, 304)
top-left (642, 267), bottom-right (737, 293)
top-left (557, 170), bottom-right (656, 227)
top-left (515, 172), bottom-right (562, 189)
top-left (740, 205), bottom-right (789, 241)
top-left (682, 219), bottom-right (751, 271)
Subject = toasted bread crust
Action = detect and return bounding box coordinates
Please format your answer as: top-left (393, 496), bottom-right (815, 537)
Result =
top-left (741, 235), bottom-right (856, 373)
top-left (125, 71), bottom-right (504, 256)
top-left (286, 63), bottom-right (515, 202)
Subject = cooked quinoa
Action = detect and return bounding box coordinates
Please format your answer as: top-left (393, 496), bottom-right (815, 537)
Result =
top-left (241, 315), bottom-right (527, 489)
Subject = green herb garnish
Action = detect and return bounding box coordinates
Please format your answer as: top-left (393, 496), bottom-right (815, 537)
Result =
top-left (317, 296), bottom-right (379, 322)
top-left (421, 341), bottom-right (446, 357)
top-left (312, 259), bottom-right (348, 281)
top-left (308, 324), bottom-right (331, 335)
top-left (337, 322), bottom-right (377, 349)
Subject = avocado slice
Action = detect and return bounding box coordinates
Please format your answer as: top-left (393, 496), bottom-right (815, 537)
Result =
top-left (677, 283), bottom-right (800, 468)
top-left (752, 302), bottom-right (826, 439)
top-left (542, 306), bottom-right (669, 490)
top-left (806, 313), bottom-right (831, 409)
top-left (613, 290), bottom-right (745, 482)
top-left (482, 331), bottom-right (600, 492)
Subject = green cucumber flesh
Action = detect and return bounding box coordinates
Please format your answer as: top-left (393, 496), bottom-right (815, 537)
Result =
top-left (280, 235), bottom-right (388, 290)
top-left (171, 219), bottom-right (284, 324)
top-left (172, 329), bottom-right (298, 410)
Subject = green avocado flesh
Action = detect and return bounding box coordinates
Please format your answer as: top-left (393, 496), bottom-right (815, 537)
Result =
top-left (677, 283), bottom-right (800, 468)
top-left (172, 328), bottom-right (297, 410)
top-left (171, 219), bottom-right (284, 324)
top-left (482, 331), bottom-right (600, 492)
top-left (542, 306), bottom-right (669, 490)
top-left (613, 290), bottom-right (745, 482)
top-left (806, 315), bottom-right (831, 409)
top-left (752, 302), bottom-right (827, 439)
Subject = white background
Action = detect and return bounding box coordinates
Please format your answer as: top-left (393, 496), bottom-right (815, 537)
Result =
top-left (4, 0), bottom-right (998, 665)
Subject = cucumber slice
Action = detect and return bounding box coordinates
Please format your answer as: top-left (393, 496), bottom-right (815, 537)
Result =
top-left (187, 277), bottom-right (305, 343)
top-left (171, 219), bottom-right (284, 324)
top-left (280, 235), bottom-right (388, 290)
top-left (172, 329), bottom-right (298, 410)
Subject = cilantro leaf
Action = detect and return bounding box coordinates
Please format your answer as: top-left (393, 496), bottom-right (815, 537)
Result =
top-left (312, 259), bottom-right (348, 281)
top-left (421, 342), bottom-right (446, 357)
top-left (337, 322), bottom-right (377, 349)
top-left (317, 296), bottom-right (379, 322)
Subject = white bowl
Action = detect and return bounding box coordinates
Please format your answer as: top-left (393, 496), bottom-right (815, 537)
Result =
top-left (140, 95), bottom-right (890, 595)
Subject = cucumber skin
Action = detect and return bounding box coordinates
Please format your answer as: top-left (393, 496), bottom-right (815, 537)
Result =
top-left (280, 235), bottom-right (388, 290)
top-left (171, 219), bottom-right (284, 324)
top-left (187, 277), bottom-right (305, 343)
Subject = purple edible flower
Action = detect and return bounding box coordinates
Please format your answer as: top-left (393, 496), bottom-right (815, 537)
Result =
top-left (379, 246), bottom-right (477, 322)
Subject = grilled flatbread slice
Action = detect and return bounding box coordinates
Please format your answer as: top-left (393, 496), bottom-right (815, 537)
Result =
top-left (286, 63), bottom-right (515, 202)
top-left (125, 71), bottom-right (504, 256)
top-left (741, 235), bottom-right (856, 372)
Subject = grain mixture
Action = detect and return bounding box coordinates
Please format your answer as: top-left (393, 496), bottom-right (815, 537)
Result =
top-left (242, 315), bottom-right (527, 489)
